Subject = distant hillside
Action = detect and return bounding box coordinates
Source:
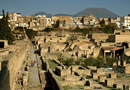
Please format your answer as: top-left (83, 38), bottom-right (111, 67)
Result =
top-left (73, 8), bottom-right (120, 18)
top-left (32, 12), bottom-right (52, 18)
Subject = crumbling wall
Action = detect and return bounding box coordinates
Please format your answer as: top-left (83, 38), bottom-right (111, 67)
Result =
top-left (0, 40), bottom-right (30, 90)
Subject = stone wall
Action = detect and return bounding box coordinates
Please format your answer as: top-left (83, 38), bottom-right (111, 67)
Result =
top-left (116, 35), bottom-right (130, 43)
top-left (125, 64), bottom-right (130, 74)
top-left (61, 80), bottom-right (86, 86)
top-left (41, 56), bottom-right (49, 70)
top-left (0, 40), bottom-right (30, 90)
top-left (90, 34), bottom-right (109, 40)
top-left (48, 69), bottom-right (64, 90)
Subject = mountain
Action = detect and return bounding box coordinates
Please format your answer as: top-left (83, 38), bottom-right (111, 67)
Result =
top-left (32, 12), bottom-right (52, 18)
top-left (33, 12), bottom-right (72, 17)
top-left (54, 13), bottom-right (72, 16)
top-left (73, 8), bottom-right (120, 18)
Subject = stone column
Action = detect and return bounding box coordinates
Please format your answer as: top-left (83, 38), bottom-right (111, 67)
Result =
top-left (104, 51), bottom-right (106, 58)
top-left (113, 51), bottom-right (115, 58)
top-left (0, 61), bottom-right (1, 71)
top-left (111, 52), bottom-right (113, 58)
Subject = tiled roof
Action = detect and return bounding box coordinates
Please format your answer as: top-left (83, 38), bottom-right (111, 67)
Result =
top-left (102, 47), bottom-right (123, 51)
top-left (76, 41), bottom-right (93, 46)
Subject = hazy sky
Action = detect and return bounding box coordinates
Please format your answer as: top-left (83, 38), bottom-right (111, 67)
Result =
top-left (0, 0), bottom-right (130, 16)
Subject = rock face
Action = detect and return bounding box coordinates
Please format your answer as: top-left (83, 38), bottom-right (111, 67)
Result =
top-left (73, 8), bottom-right (120, 18)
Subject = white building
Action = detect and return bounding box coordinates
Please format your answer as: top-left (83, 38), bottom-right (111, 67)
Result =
top-left (120, 15), bottom-right (130, 29)
top-left (0, 14), bottom-right (3, 19)
top-left (46, 18), bottom-right (52, 27)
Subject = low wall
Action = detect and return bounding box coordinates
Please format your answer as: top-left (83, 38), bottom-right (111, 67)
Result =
top-left (48, 69), bottom-right (64, 90)
top-left (61, 80), bottom-right (86, 86)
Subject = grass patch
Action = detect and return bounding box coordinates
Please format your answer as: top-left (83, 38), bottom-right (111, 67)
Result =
top-left (63, 85), bottom-right (71, 90)
top-left (23, 61), bottom-right (26, 65)
top-left (63, 85), bottom-right (84, 90)
top-left (48, 60), bottom-right (58, 71)
top-left (124, 74), bottom-right (130, 78)
top-left (117, 73), bottom-right (124, 78)
top-left (72, 85), bottom-right (84, 89)
top-left (55, 75), bottom-right (65, 81)
top-left (82, 74), bottom-right (92, 79)
top-left (110, 88), bottom-right (122, 90)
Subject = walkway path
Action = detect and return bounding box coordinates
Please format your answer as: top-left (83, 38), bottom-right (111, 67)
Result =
top-left (28, 45), bottom-right (40, 87)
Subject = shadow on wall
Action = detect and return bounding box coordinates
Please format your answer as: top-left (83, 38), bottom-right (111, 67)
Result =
top-left (0, 61), bottom-right (10, 90)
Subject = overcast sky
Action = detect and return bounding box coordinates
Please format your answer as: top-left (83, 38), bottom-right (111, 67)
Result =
top-left (0, 0), bottom-right (130, 16)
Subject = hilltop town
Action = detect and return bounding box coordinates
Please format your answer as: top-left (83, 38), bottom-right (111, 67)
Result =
top-left (0, 10), bottom-right (130, 90)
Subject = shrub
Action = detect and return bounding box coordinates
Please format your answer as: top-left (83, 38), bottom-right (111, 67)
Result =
top-left (64, 58), bottom-right (74, 66)
top-left (117, 73), bottom-right (124, 78)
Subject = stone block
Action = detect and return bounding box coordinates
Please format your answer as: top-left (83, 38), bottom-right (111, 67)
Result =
top-left (105, 78), bottom-right (114, 87)
top-left (93, 73), bottom-right (99, 80)
top-left (84, 86), bottom-right (91, 89)
top-left (113, 62), bottom-right (117, 66)
top-left (125, 65), bottom-right (130, 74)
top-left (117, 61), bottom-right (121, 66)
top-left (98, 76), bottom-right (106, 83)
top-left (87, 66), bottom-right (97, 70)
top-left (122, 61), bottom-right (126, 67)
top-left (109, 73), bottom-right (117, 78)
top-left (113, 83), bottom-right (123, 89)
top-left (123, 84), bottom-right (130, 90)
top-left (84, 80), bottom-right (93, 87)
top-left (23, 76), bottom-right (27, 86)
top-left (97, 68), bottom-right (105, 75)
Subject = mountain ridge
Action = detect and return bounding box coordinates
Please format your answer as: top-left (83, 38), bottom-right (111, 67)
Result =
top-left (32, 8), bottom-right (120, 18)
top-left (73, 8), bottom-right (120, 18)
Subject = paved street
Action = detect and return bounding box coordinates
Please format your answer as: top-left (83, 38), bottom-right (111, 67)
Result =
top-left (28, 45), bottom-right (40, 87)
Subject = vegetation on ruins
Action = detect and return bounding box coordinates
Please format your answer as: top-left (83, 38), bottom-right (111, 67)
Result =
top-left (42, 21), bottom-right (117, 35)
top-left (26, 29), bottom-right (37, 40)
top-left (72, 23), bottom-right (117, 34)
top-left (42, 27), bottom-right (61, 32)
top-left (65, 35), bottom-right (77, 51)
top-left (0, 9), bottom-right (15, 44)
top-left (58, 56), bottom-right (117, 68)
top-left (63, 85), bottom-right (84, 90)
top-left (48, 60), bottom-right (59, 71)
top-left (121, 54), bottom-right (130, 63)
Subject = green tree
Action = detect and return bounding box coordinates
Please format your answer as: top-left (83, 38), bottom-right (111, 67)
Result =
top-left (26, 29), bottom-right (37, 40)
top-left (0, 9), bottom-right (15, 44)
top-left (99, 19), bottom-right (105, 26)
top-left (96, 57), bottom-right (105, 68)
top-left (106, 57), bottom-right (117, 67)
top-left (67, 35), bottom-right (77, 43)
top-left (102, 23), bottom-right (117, 34)
top-left (84, 57), bottom-right (96, 66)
